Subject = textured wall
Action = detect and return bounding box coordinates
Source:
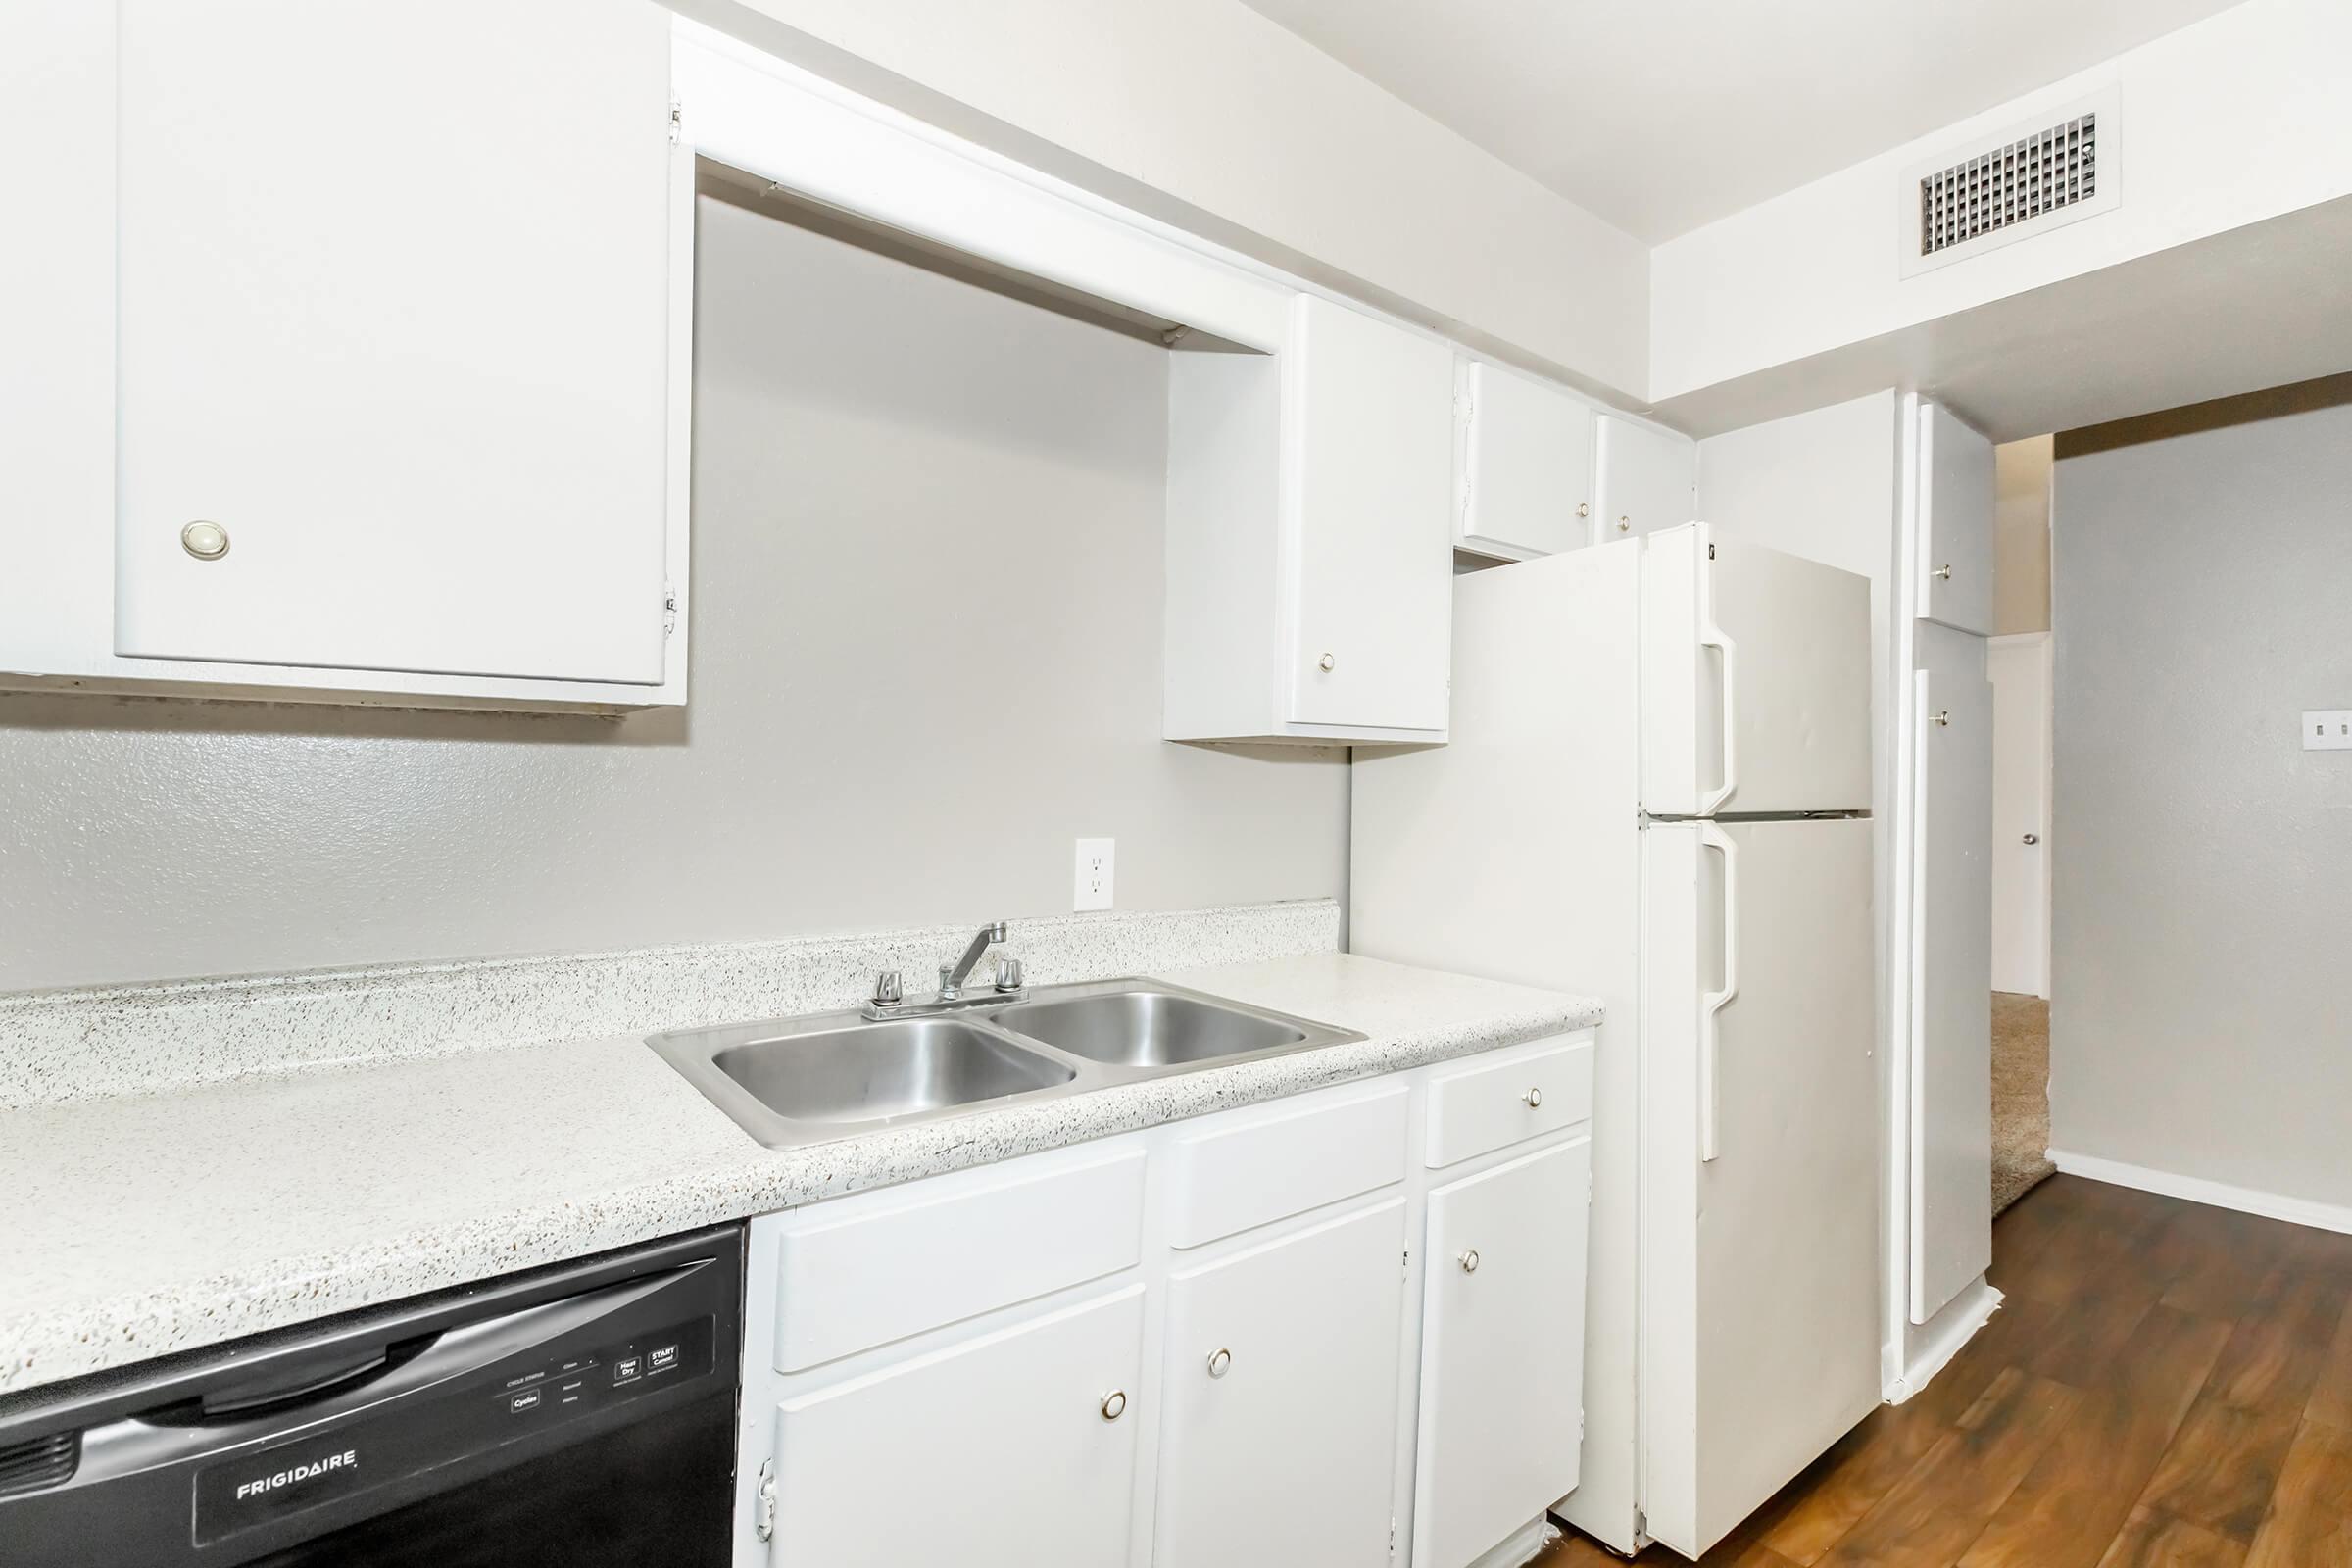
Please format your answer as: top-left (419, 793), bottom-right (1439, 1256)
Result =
top-left (0, 192), bottom-right (1348, 992)
top-left (2050, 377), bottom-right (2352, 1205)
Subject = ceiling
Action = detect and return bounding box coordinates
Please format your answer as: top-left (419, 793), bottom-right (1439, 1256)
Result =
top-left (1237, 0), bottom-right (2252, 242)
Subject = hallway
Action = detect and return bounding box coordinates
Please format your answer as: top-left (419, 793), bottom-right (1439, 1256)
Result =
top-left (1544, 1175), bottom-right (2352, 1566)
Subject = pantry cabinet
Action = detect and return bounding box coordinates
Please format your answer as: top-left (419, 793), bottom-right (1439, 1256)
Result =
top-left (1, 0), bottom-right (690, 710)
top-left (1455, 359), bottom-right (1596, 561)
top-left (1914, 401), bottom-right (1998, 635)
top-left (1592, 413), bottom-right (1697, 542)
top-left (735, 1030), bottom-right (1596, 1568)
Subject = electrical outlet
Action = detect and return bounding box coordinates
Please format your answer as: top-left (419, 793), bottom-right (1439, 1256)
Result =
top-left (2303, 710), bottom-right (2352, 751)
top-left (1073, 838), bottom-right (1115, 911)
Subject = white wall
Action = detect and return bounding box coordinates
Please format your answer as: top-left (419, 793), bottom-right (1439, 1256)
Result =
top-left (674, 0), bottom-right (1650, 401)
top-left (2050, 377), bottom-right (2352, 1212)
top-left (1650, 0), bottom-right (2352, 407)
top-left (0, 192), bottom-right (1349, 993)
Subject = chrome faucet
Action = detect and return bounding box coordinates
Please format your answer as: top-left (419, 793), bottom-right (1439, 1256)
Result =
top-left (863, 921), bottom-right (1026, 1020)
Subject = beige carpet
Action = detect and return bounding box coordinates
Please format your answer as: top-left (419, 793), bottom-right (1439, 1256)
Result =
top-left (1991, 992), bottom-right (2055, 1216)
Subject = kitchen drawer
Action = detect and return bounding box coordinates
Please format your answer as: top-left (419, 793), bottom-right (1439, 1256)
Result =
top-left (772, 1147), bottom-right (1145, 1373)
top-left (1425, 1034), bottom-right (1593, 1169)
top-left (1166, 1083), bottom-right (1408, 1249)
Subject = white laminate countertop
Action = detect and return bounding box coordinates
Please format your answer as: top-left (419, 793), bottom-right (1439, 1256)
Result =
top-left (0, 954), bottom-right (1598, 1397)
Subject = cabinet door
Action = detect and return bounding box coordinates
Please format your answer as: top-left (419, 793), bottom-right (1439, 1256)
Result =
top-left (1414, 1139), bottom-right (1592, 1568)
top-left (1910, 626), bottom-right (1994, 1322)
top-left (1917, 400), bottom-right (1996, 634)
top-left (1592, 414), bottom-right (1695, 542)
top-left (766, 1286), bottom-right (1145, 1568)
top-left (114, 0), bottom-right (675, 685)
top-left (1456, 360), bottom-right (1594, 561)
top-left (1286, 296), bottom-right (1454, 733)
top-left (1156, 1200), bottom-right (1407, 1568)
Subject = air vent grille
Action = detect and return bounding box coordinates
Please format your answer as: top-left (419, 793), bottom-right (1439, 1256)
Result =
top-left (0, 1431), bottom-right (79, 1498)
top-left (1919, 113), bottom-right (2097, 258)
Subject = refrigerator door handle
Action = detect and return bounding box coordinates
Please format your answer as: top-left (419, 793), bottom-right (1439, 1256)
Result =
top-left (1698, 824), bottom-right (1740, 1162)
top-left (1697, 564), bottom-right (1740, 813)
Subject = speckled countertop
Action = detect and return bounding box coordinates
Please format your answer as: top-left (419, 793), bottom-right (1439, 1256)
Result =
top-left (0, 953), bottom-right (1598, 1396)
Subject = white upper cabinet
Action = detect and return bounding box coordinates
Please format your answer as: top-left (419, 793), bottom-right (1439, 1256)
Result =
top-left (1592, 413), bottom-right (1696, 542)
top-left (1166, 296), bottom-right (1454, 745)
top-left (1, 0), bottom-right (687, 710)
top-left (1915, 401), bottom-right (1997, 635)
top-left (113, 0), bottom-right (679, 688)
top-left (1455, 359), bottom-right (1595, 561)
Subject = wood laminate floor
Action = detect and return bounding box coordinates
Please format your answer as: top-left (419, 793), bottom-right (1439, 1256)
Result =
top-left (1541, 1175), bottom-right (2352, 1567)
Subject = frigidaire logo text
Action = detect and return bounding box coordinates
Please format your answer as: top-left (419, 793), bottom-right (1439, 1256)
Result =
top-left (235, 1449), bottom-right (358, 1500)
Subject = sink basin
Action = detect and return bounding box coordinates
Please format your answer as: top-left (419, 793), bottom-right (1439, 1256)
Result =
top-left (662, 1016), bottom-right (1074, 1136)
top-left (649, 978), bottom-right (1361, 1149)
top-left (990, 984), bottom-right (1349, 1068)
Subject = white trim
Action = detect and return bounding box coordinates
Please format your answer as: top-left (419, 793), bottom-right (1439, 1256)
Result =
top-left (2048, 1151), bottom-right (2352, 1237)
top-left (1885, 1276), bottom-right (2000, 1404)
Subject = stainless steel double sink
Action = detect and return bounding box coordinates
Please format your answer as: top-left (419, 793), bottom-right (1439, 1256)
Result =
top-left (650, 978), bottom-right (1364, 1149)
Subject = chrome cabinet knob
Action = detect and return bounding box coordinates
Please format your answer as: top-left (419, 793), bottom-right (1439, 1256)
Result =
top-left (1100, 1390), bottom-right (1128, 1421)
top-left (180, 520), bottom-right (230, 560)
top-left (1933, 564), bottom-right (1953, 579)
top-left (871, 970), bottom-right (903, 1006)
top-left (1933, 710), bottom-right (1951, 727)
top-left (1317, 652), bottom-right (1336, 673)
top-left (994, 956), bottom-right (1024, 992)
top-left (2023, 833), bottom-right (2039, 845)
top-left (1459, 1249), bottom-right (1480, 1274)
top-left (1206, 1348), bottom-right (1231, 1379)
top-left (1524, 1087), bottom-right (1543, 1108)
top-left (1576, 502), bottom-right (1591, 518)
top-left (1617, 516), bottom-right (1631, 532)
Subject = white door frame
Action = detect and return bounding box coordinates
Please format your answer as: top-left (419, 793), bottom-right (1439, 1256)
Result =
top-left (1987, 632), bottom-right (2053, 999)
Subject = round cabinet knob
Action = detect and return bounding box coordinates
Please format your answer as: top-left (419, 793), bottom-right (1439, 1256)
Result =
top-left (1933, 564), bottom-right (1954, 579)
top-left (180, 521), bottom-right (230, 561)
top-left (1524, 1087), bottom-right (1544, 1108)
top-left (1933, 710), bottom-right (1952, 727)
top-left (1617, 516), bottom-right (1632, 533)
top-left (1317, 652), bottom-right (1336, 673)
top-left (1459, 1249), bottom-right (1481, 1274)
top-left (1100, 1390), bottom-right (1128, 1421)
top-left (1206, 1348), bottom-right (1231, 1379)
top-left (1576, 502), bottom-right (1591, 518)
top-left (2022, 833), bottom-right (2039, 846)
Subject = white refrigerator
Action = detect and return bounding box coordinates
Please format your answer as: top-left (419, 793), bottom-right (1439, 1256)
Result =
top-left (1352, 523), bottom-right (1880, 1560)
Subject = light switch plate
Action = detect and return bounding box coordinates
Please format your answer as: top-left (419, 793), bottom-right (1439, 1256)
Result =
top-left (1073, 838), bottom-right (1115, 911)
top-left (2303, 710), bottom-right (2352, 751)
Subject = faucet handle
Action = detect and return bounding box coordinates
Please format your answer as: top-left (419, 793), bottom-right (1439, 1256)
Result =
top-left (871, 970), bottom-right (903, 1008)
top-left (994, 956), bottom-right (1024, 993)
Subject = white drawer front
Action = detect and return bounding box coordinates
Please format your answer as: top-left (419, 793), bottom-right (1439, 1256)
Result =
top-left (773, 1147), bottom-right (1146, 1373)
top-left (1425, 1034), bottom-right (1593, 1169)
top-left (1166, 1083), bottom-right (1408, 1249)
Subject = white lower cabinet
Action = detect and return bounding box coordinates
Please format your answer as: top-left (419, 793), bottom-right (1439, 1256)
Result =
top-left (736, 1029), bottom-right (1596, 1568)
top-left (1413, 1140), bottom-right (1593, 1568)
top-left (1155, 1200), bottom-right (1408, 1567)
top-left (766, 1286), bottom-right (1146, 1568)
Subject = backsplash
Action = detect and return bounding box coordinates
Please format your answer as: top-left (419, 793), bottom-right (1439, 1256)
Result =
top-left (0, 899), bottom-right (1341, 1108)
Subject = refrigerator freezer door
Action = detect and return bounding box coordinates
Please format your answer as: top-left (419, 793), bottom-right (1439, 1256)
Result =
top-left (1640, 817), bottom-right (1880, 1559)
top-left (1642, 524), bottom-right (1873, 817)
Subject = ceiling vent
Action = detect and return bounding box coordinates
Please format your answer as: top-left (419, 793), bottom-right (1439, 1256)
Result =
top-left (1898, 87), bottom-right (2120, 277)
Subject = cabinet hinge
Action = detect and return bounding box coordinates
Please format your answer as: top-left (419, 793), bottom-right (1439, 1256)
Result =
top-left (663, 581), bottom-right (679, 637)
top-left (668, 99), bottom-right (684, 145)
top-left (1401, 1248), bottom-right (1410, 1280)
top-left (1390, 1517), bottom-right (1398, 1561)
top-left (755, 1458), bottom-right (776, 1543)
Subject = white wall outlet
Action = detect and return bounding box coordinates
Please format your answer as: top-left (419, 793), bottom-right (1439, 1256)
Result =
top-left (1073, 838), bottom-right (1115, 911)
top-left (2303, 710), bottom-right (2352, 751)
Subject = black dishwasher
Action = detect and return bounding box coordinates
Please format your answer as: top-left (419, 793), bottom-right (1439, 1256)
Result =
top-left (0, 1223), bottom-right (742, 1567)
